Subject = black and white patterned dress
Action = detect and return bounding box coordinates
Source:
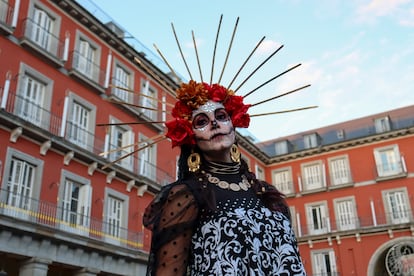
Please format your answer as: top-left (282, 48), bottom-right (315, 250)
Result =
top-left (144, 162), bottom-right (306, 276)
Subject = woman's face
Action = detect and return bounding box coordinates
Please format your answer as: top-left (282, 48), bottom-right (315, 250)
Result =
top-left (192, 101), bottom-right (235, 161)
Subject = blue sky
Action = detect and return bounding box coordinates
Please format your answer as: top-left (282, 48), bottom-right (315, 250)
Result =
top-left (87, 0), bottom-right (414, 141)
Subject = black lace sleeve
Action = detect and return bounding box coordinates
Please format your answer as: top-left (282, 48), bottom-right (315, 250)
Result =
top-left (143, 182), bottom-right (199, 276)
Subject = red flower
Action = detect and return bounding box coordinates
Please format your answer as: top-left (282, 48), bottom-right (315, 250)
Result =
top-left (172, 101), bottom-right (192, 119)
top-left (165, 119), bottom-right (195, 147)
top-left (208, 83), bottom-right (229, 102)
top-left (232, 111), bottom-right (251, 128)
top-left (224, 95), bottom-right (251, 128)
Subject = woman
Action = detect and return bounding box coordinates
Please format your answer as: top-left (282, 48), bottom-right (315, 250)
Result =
top-left (143, 81), bottom-right (306, 275)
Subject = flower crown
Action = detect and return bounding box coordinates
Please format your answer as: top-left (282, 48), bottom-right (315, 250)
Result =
top-left (165, 80), bottom-right (251, 147)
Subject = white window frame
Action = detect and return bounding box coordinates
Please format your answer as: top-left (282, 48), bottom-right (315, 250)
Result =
top-left (275, 140), bottom-right (289, 155)
top-left (139, 79), bottom-right (158, 121)
top-left (74, 30), bottom-right (101, 82)
top-left (304, 133), bottom-right (319, 149)
top-left (15, 63), bottom-right (53, 128)
top-left (112, 60), bottom-right (134, 103)
top-left (328, 155), bottom-right (352, 186)
top-left (382, 188), bottom-right (411, 224)
top-left (305, 201), bottom-right (329, 235)
top-left (108, 117), bottom-right (134, 171)
top-left (374, 116), bottom-right (391, 133)
top-left (59, 170), bottom-right (92, 236)
top-left (374, 144), bottom-right (403, 177)
top-left (272, 167), bottom-right (294, 195)
top-left (66, 92), bottom-right (96, 150)
top-left (311, 249), bottom-right (337, 275)
top-left (301, 161), bottom-right (325, 191)
top-left (1, 148), bottom-right (43, 220)
top-left (334, 196), bottom-right (357, 231)
top-left (104, 188), bottom-right (129, 245)
top-left (27, 0), bottom-right (61, 55)
top-left (138, 133), bottom-right (157, 181)
top-left (255, 164), bottom-right (265, 181)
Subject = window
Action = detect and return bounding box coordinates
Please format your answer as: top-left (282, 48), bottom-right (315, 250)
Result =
top-left (272, 168), bottom-right (294, 195)
top-left (382, 188), bottom-right (411, 224)
top-left (140, 80), bottom-right (157, 120)
top-left (304, 133), bottom-right (319, 149)
top-left (72, 31), bottom-right (101, 84)
top-left (328, 155), bottom-right (352, 186)
top-left (302, 161), bottom-right (325, 191)
top-left (374, 116), bottom-right (391, 133)
top-left (0, 0), bottom-right (12, 26)
top-left (68, 101), bottom-right (90, 148)
top-left (106, 195), bottom-right (122, 238)
top-left (104, 188), bottom-right (129, 245)
top-left (59, 170), bottom-right (92, 235)
top-left (109, 120), bottom-right (134, 171)
top-left (77, 39), bottom-right (96, 78)
top-left (18, 75), bottom-right (45, 125)
top-left (334, 197), bottom-right (357, 230)
top-left (374, 145), bottom-right (404, 177)
top-left (2, 148), bottom-right (43, 220)
top-left (32, 7), bottom-right (53, 50)
top-left (113, 62), bottom-right (134, 103)
top-left (65, 92), bottom-right (96, 151)
top-left (306, 201), bottom-right (329, 235)
top-left (138, 134), bottom-right (157, 180)
top-left (15, 64), bottom-right (53, 129)
top-left (255, 165), bottom-right (265, 180)
top-left (275, 140), bottom-right (289, 155)
top-left (26, 1), bottom-right (61, 57)
top-left (311, 250), bottom-right (337, 275)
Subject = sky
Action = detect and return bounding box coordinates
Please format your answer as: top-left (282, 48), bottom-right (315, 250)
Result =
top-left (85, 0), bottom-right (414, 142)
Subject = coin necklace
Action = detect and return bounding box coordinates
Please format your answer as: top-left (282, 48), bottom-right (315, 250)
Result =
top-left (205, 173), bottom-right (251, 191)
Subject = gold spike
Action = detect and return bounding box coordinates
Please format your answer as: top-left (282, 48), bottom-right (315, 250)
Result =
top-left (99, 134), bottom-right (164, 156)
top-left (217, 17), bottom-right (239, 84)
top-left (102, 136), bottom-right (168, 170)
top-left (210, 14), bottom-right (223, 85)
top-left (243, 63), bottom-right (302, 98)
top-left (171, 23), bottom-right (193, 80)
top-left (133, 57), bottom-right (177, 95)
top-left (250, 106), bottom-right (318, 117)
top-left (234, 44), bottom-right (284, 93)
top-left (250, 84), bottom-right (311, 107)
top-left (227, 36), bottom-right (266, 90)
top-left (192, 30), bottom-right (203, 82)
top-left (110, 84), bottom-right (174, 107)
top-left (104, 98), bottom-right (172, 113)
top-left (153, 44), bottom-right (180, 82)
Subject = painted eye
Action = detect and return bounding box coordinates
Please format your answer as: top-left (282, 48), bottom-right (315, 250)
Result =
top-left (192, 113), bottom-right (209, 129)
top-left (215, 109), bottom-right (230, 122)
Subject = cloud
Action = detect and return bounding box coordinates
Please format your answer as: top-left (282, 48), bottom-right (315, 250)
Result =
top-left (355, 0), bottom-right (414, 25)
top-left (257, 39), bottom-right (283, 55)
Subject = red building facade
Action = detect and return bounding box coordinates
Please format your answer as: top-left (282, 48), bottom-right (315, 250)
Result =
top-left (0, 0), bottom-right (413, 275)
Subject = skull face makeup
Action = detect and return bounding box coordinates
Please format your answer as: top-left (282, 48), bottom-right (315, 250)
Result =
top-left (192, 101), bottom-right (235, 162)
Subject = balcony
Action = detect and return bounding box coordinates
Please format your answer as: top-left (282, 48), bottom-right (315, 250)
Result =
top-left (0, 187), bottom-right (145, 251)
top-left (296, 208), bottom-right (413, 239)
top-left (0, 0), bottom-right (14, 34)
top-left (1, 88), bottom-right (174, 187)
top-left (68, 50), bottom-right (106, 93)
top-left (17, 18), bottom-right (65, 66)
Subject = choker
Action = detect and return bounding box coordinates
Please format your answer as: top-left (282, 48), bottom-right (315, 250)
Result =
top-left (205, 173), bottom-right (251, 191)
top-left (204, 160), bottom-right (240, 174)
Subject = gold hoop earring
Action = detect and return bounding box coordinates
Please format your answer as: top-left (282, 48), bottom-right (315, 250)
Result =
top-left (187, 152), bottom-right (201, 172)
top-left (230, 144), bottom-right (241, 163)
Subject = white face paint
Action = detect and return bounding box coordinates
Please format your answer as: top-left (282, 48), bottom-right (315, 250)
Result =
top-left (192, 100), bottom-right (235, 162)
